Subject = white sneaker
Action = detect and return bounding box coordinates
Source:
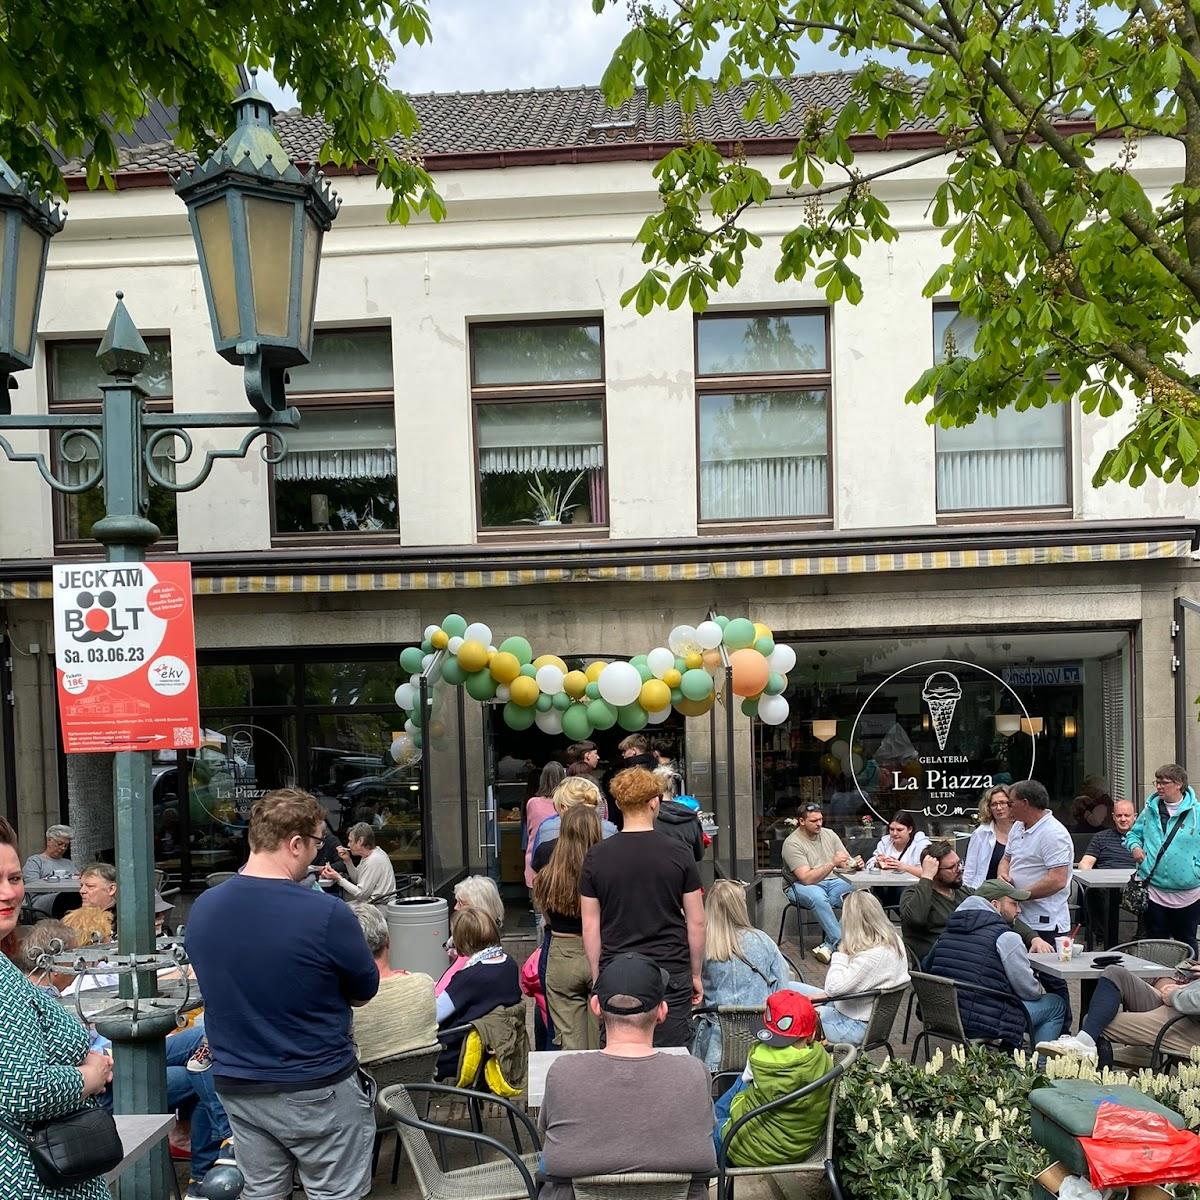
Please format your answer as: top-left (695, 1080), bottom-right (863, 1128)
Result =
top-left (1035, 1032), bottom-right (1098, 1062)
top-left (811, 944), bottom-right (833, 965)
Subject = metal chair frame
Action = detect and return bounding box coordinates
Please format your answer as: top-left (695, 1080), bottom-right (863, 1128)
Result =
top-left (572, 1173), bottom-right (693, 1199)
top-left (693, 1005), bottom-right (766, 1078)
top-left (908, 971), bottom-right (1035, 1064)
top-left (824, 986), bottom-right (907, 1058)
top-left (365, 1043), bottom-right (443, 1185)
top-left (1151, 1011), bottom-right (1200, 1072)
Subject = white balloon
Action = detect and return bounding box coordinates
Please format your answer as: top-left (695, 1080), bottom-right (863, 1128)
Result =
top-left (404, 719), bottom-right (417, 736)
top-left (390, 735), bottom-right (416, 765)
top-left (535, 708), bottom-right (564, 735)
top-left (768, 643), bottom-right (797, 675)
top-left (409, 673), bottom-right (422, 688)
top-left (647, 647), bottom-right (675, 679)
top-left (495, 684), bottom-right (511, 703)
top-left (421, 653), bottom-right (434, 672)
top-left (696, 620), bottom-right (724, 650)
top-left (394, 683), bottom-right (415, 711)
top-left (424, 624), bottom-right (441, 641)
top-left (598, 661), bottom-right (642, 707)
top-left (647, 706), bottom-right (672, 725)
top-left (463, 622), bottom-right (492, 646)
top-left (447, 636), bottom-right (464, 655)
top-left (830, 739), bottom-right (850, 759)
top-left (758, 694), bottom-right (790, 725)
top-left (535, 665), bottom-right (565, 695)
top-left (668, 624), bottom-right (699, 656)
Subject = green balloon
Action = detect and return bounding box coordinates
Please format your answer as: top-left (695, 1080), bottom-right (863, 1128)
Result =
top-left (552, 692), bottom-right (572, 711)
top-left (754, 636), bottom-right (775, 657)
top-left (618, 703), bottom-right (649, 732)
top-left (504, 702), bottom-right (536, 730)
top-left (674, 657), bottom-right (687, 674)
top-left (680, 668), bottom-right (714, 701)
top-left (399, 646), bottom-right (424, 675)
top-left (441, 658), bottom-right (467, 686)
top-left (561, 703), bottom-right (593, 740)
top-left (670, 687), bottom-right (683, 704)
top-left (420, 637), bottom-right (434, 655)
top-left (465, 669), bottom-right (498, 702)
top-left (409, 704), bottom-right (424, 727)
top-left (588, 699), bottom-right (618, 730)
top-left (536, 693), bottom-right (554, 712)
top-left (442, 614), bottom-right (468, 638)
top-left (764, 671), bottom-right (786, 696)
top-left (411, 730), bottom-right (423, 750)
top-left (519, 663), bottom-right (537, 678)
top-left (499, 636), bottom-right (533, 665)
top-left (585, 681), bottom-right (601, 700)
top-left (741, 697), bottom-right (759, 717)
top-left (630, 655), bottom-right (649, 670)
top-left (715, 615), bottom-right (729, 629)
top-left (723, 618), bottom-right (756, 650)
top-left (635, 662), bottom-right (654, 682)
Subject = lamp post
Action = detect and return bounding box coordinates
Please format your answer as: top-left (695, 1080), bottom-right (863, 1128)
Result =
top-left (0, 78), bottom-right (338, 1200)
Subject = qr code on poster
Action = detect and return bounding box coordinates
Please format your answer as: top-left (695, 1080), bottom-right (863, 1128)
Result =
top-left (172, 726), bottom-right (195, 748)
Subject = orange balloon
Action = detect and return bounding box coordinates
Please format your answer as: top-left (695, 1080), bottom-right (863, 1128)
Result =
top-left (730, 648), bottom-right (769, 697)
top-left (701, 648), bottom-right (723, 669)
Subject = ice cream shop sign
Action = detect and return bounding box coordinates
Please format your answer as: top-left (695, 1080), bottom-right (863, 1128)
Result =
top-left (848, 659), bottom-right (1036, 822)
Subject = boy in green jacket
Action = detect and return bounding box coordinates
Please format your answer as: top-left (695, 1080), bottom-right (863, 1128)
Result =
top-left (713, 990), bottom-right (834, 1166)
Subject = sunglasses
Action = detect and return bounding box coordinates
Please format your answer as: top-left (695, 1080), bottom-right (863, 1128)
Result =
top-left (801, 804), bottom-right (823, 814)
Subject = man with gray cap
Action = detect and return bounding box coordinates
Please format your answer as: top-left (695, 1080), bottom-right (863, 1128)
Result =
top-left (22, 824), bottom-right (77, 916)
top-left (537, 952), bottom-right (716, 1199)
top-left (924, 879), bottom-right (1068, 1048)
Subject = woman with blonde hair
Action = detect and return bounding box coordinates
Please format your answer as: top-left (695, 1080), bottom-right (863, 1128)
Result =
top-left (963, 784), bottom-right (1013, 888)
top-left (533, 805), bottom-right (604, 1049)
top-left (693, 879), bottom-right (791, 1069)
top-left (529, 776), bottom-right (617, 859)
top-left (789, 890), bottom-right (908, 1044)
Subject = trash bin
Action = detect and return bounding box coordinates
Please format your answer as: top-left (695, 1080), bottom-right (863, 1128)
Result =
top-left (386, 896), bottom-right (449, 979)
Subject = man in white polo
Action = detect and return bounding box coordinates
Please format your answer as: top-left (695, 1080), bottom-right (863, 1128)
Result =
top-left (1001, 779), bottom-right (1074, 939)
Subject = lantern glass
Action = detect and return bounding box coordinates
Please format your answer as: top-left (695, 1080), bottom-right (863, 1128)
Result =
top-left (195, 199), bottom-right (240, 341)
top-left (811, 719), bottom-right (838, 742)
top-left (995, 714), bottom-right (1021, 736)
top-left (12, 217), bottom-right (46, 358)
top-left (245, 195), bottom-right (295, 338)
top-left (298, 213), bottom-right (321, 351)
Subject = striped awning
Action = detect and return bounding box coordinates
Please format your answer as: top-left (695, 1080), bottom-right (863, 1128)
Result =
top-left (0, 537), bottom-right (1190, 600)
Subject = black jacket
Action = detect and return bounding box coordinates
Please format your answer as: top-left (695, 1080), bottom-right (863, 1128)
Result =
top-left (656, 799), bottom-right (705, 862)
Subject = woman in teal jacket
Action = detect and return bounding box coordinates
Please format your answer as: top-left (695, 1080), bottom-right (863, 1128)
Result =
top-left (1126, 763), bottom-right (1200, 953)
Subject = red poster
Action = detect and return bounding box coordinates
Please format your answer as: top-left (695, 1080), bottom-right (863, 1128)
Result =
top-left (53, 561), bottom-right (201, 754)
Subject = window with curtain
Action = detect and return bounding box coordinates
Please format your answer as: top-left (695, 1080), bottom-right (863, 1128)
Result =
top-left (469, 319), bottom-right (607, 530)
top-left (933, 305), bottom-right (1070, 512)
top-left (47, 338), bottom-right (177, 544)
top-left (695, 311), bottom-right (830, 521)
top-left (271, 328), bottom-right (397, 536)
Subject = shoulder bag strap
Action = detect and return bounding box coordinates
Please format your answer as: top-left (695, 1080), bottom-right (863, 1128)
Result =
top-left (0, 1113), bottom-right (31, 1147)
top-left (1143, 810), bottom-right (1188, 885)
top-left (730, 945), bottom-right (771, 986)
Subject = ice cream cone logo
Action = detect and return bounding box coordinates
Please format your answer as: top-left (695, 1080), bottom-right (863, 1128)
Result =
top-left (922, 671), bottom-right (962, 752)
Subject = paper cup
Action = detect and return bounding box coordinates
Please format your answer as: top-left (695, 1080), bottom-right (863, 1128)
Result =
top-left (1056, 936), bottom-right (1073, 962)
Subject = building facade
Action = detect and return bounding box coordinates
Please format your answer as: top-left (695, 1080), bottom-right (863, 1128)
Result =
top-left (1, 77), bottom-right (1197, 892)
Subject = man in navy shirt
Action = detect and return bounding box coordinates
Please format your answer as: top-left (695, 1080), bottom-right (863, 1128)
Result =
top-left (187, 788), bottom-right (380, 1200)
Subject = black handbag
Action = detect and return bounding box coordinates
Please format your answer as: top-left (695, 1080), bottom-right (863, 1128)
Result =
top-left (1121, 809), bottom-right (1187, 916)
top-left (0, 1105), bottom-right (124, 1188)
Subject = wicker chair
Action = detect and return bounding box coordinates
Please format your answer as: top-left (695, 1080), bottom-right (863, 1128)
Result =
top-left (573, 1174), bottom-right (692, 1199)
top-left (908, 971), bottom-right (1035, 1064)
top-left (694, 1005), bottom-right (765, 1076)
top-left (714, 1042), bottom-right (857, 1200)
top-left (1108, 939), bottom-right (1192, 968)
top-left (1150, 1011), bottom-right (1200, 1072)
top-left (366, 1043), bottom-right (443, 1184)
top-left (379, 1082), bottom-right (541, 1200)
top-left (824, 986), bottom-right (907, 1058)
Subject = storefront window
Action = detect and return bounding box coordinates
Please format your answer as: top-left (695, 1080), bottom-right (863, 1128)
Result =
top-left (754, 629), bottom-right (1134, 872)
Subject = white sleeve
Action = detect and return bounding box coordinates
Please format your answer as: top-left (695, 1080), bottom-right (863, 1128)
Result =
top-left (962, 828), bottom-right (989, 889)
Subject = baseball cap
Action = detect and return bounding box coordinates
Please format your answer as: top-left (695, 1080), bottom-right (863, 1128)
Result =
top-left (974, 879), bottom-right (1031, 902)
top-left (594, 952), bottom-right (669, 1014)
top-left (153, 892), bottom-right (174, 914)
top-left (756, 989), bottom-right (818, 1047)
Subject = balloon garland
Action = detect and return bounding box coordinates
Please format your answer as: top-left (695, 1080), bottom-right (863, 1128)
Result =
top-left (390, 614), bottom-right (796, 765)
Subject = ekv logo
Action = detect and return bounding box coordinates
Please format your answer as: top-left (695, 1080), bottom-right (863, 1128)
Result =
top-left (147, 655), bottom-right (191, 696)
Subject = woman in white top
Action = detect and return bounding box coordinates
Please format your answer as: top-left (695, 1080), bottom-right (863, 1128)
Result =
top-left (789, 891), bottom-right (909, 1044)
top-left (866, 811), bottom-right (930, 876)
top-left (963, 785), bottom-right (1013, 889)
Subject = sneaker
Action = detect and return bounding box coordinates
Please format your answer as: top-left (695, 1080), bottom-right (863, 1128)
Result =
top-left (185, 1038), bottom-right (212, 1073)
top-left (1035, 1032), bottom-right (1098, 1062)
top-left (811, 943), bottom-right (833, 965)
top-left (214, 1139), bottom-right (235, 1169)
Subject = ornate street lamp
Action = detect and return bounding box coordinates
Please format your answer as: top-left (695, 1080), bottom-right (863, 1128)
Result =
top-left (174, 72), bottom-right (340, 417)
top-left (0, 156), bottom-right (64, 408)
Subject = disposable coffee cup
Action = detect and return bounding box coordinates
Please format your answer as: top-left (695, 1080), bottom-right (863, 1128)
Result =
top-left (1056, 936), bottom-right (1073, 962)
top-left (1071, 943), bottom-right (1083, 959)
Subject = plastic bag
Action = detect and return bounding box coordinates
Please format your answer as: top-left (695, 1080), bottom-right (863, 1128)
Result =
top-left (1079, 1102), bottom-right (1200, 1187)
top-left (1057, 1177), bottom-right (1102, 1200)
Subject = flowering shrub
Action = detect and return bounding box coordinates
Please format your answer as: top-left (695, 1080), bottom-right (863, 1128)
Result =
top-left (834, 1044), bottom-right (1200, 1200)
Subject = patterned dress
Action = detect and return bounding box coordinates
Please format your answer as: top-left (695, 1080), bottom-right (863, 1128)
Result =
top-left (0, 952), bottom-right (108, 1199)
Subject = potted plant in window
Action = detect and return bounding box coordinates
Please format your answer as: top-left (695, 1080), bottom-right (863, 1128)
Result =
top-left (524, 470), bottom-right (585, 526)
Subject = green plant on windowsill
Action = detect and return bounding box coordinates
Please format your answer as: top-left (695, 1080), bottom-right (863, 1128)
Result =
top-left (522, 470), bottom-right (585, 526)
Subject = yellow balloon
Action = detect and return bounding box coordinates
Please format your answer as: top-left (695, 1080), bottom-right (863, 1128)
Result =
top-left (563, 670), bottom-right (588, 698)
top-left (431, 629), bottom-right (449, 650)
top-left (509, 675), bottom-right (540, 707)
top-left (533, 654), bottom-right (569, 674)
top-left (684, 651), bottom-right (703, 670)
top-left (753, 622), bottom-right (772, 641)
top-left (662, 668), bottom-right (682, 689)
top-left (585, 660), bottom-right (607, 683)
top-left (675, 694), bottom-right (715, 717)
top-left (490, 651), bottom-right (521, 684)
top-left (640, 679), bottom-right (671, 713)
top-left (457, 640), bottom-right (489, 673)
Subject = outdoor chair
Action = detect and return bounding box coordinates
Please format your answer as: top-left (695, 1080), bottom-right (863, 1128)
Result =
top-left (439, 1011), bottom-right (530, 1153)
top-left (573, 1174), bottom-right (692, 1200)
top-left (205, 871), bottom-right (237, 888)
top-left (378, 1082), bottom-right (541, 1200)
top-left (777, 889), bottom-right (836, 953)
top-left (154, 867), bottom-right (180, 903)
top-left (366, 1043), bottom-right (443, 1184)
top-left (901, 945), bottom-right (921, 1043)
top-left (713, 1042), bottom-right (857, 1200)
top-left (823, 986), bottom-right (907, 1058)
top-left (693, 1005), bottom-right (765, 1077)
top-left (1108, 939), bottom-right (1192, 968)
top-left (908, 971), bottom-right (1035, 1064)
top-left (1151, 1011), bottom-right (1200, 1072)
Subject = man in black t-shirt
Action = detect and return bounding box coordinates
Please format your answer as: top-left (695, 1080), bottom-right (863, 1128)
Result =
top-left (580, 766), bottom-right (705, 1047)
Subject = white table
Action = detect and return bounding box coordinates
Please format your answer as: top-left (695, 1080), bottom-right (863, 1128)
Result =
top-left (1074, 869), bottom-right (1133, 888)
top-left (837, 870), bottom-right (919, 889)
top-left (24, 878), bottom-right (82, 894)
top-left (527, 1047), bottom-right (691, 1108)
top-left (1028, 949), bottom-right (1168, 982)
top-left (106, 1113), bottom-right (175, 1183)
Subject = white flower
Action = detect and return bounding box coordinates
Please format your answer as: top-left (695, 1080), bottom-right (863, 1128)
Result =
top-left (931, 1147), bottom-right (945, 1183)
top-left (855, 1115), bottom-right (869, 1134)
top-left (902, 1115), bottom-right (918, 1140)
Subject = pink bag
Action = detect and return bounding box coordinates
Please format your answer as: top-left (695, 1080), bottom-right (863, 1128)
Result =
top-left (1080, 1102), bottom-right (1200, 1187)
top-left (520, 947), bottom-right (548, 1024)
